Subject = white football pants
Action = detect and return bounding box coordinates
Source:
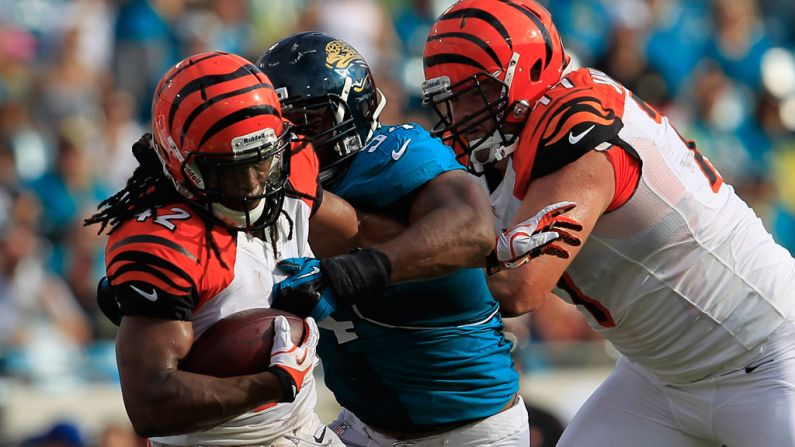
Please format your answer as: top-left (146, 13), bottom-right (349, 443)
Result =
top-left (328, 395), bottom-right (530, 447)
top-left (557, 327), bottom-right (795, 447)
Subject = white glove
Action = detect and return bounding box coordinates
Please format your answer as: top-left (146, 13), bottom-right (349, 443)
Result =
top-left (268, 316), bottom-right (319, 402)
top-left (487, 201), bottom-right (583, 274)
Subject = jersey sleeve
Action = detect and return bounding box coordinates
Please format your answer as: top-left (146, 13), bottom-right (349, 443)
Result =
top-left (512, 68), bottom-right (628, 196)
top-left (331, 123), bottom-right (464, 207)
top-left (604, 145), bottom-right (641, 212)
top-left (104, 204), bottom-right (235, 321)
top-left (288, 141), bottom-right (323, 214)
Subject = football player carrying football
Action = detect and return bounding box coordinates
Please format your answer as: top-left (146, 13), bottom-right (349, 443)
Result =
top-left (258, 32), bottom-right (582, 447)
top-left (422, 1), bottom-right (795, 446)
top-left (85, 52), bottom-right (347, 446)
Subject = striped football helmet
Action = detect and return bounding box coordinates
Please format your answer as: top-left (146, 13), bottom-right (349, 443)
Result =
top-left (422, 0), bottom-right (568, 174)
top-left (151, 51), bottom-right (292, 231)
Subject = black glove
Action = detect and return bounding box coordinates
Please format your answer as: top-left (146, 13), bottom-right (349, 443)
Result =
top-left (97, 277), bottom-right (122, 326)
top-left (319, 248), bottom-right (392, 305)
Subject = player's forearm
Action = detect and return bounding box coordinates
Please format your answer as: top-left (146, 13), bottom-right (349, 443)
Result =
top-left (123, 370), bottom-right (283, 437)
top-left (309, 191), bottom-right (361, 257)
top-left (375, 204), bottom-right (494, 282)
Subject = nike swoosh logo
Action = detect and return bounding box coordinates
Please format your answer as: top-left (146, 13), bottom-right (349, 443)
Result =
top-left (313, 427), bottom-right (327, 443)
top-left (745, 358), bottom-right (775, 374)
top-left (130, 284), bottom-right (158, 302)
top-left (568, 124), bottom-right (595, 145)
top-left (295, 266), bottom-right (321, 281)
top-left (392, 139), bottom-right (411, 160)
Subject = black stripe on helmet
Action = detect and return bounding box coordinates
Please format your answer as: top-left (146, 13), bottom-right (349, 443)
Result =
top-left (423, 53), bottom-right (488, 71)
top-left (156, 52), bottom-right (226, 99)
top-left (428, 32), bottom-right (503, 69)
top-left (180, 83), bottom-right (274, 147)
top-left (498, 0), bottom-right (553, 67)
top-left (439, 7), bottom-right (513, 51)
top-left (198, 105), bottom-right (281, 149)
top-left (168, 64), bottom-right (262, 134)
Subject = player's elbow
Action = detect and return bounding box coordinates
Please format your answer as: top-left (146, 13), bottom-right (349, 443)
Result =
top-left (448, 175), bottom-right (497, 256)
top-left (127, 412), bottom-right (163, 438)
top-left (455, 200), bottom-right (496, 257)
top-left (124, 390), bottom-right (180, 437)
top-left (470, 216), bottom-right (496, 257)
top-left (489, 278), bottom-right (547, 317)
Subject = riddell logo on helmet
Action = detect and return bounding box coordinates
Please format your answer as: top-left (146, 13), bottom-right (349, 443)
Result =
top-left (232, 128), bottom-right (277, 152)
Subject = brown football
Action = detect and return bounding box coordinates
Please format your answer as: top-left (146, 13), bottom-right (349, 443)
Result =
top-left (181, 308), bottom-right (305, 377)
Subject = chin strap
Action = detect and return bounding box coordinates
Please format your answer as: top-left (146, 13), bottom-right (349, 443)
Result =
top-left (366, 88), bottom-right (387, 141)
top-left (469, 135), bottom-right (517, 174)
top-left (211, 199), bottom-right (266, 229)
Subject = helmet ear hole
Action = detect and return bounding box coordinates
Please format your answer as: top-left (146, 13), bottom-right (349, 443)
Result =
top-left (530, 59), bottom-right (543, 82)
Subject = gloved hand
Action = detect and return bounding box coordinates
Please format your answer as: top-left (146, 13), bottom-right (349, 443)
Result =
top-left (272, 258), bottom-right (337, 321)
top-left (486, 201), bottom-right (583, 275)
top-left (97, 276), bottom-right (122, 326)
top-left (272, 249), bottom-right (392, 318)
top-left (268, 316), bottom-right (319, 403)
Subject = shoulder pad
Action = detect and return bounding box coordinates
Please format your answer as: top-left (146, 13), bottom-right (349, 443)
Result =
top-left (332, 123), bottom-right (463, 207)
top-left (105, 203), bottom-right (235, 302)
top-left (288, 140), bottom-right (321, 211)
top-left (512, 68), bottom-right (627, 194)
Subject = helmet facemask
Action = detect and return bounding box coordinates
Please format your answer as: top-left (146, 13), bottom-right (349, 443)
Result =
top-left (183, 126), bottom-right (292, 232)
top-left (422, 56), bottom-right (525, 175)
top-left (280, 92), bottom-right (361, 186)
top-left (277, 78), bottom-right (386, 187)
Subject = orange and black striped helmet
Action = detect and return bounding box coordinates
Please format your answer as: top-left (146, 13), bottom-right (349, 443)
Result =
top-left (151, 51), bottom-right (292, 231)
top-left (422, 0), bottom-right (568, 173)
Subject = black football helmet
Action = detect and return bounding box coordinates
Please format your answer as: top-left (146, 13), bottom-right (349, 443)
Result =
top-left (257, 32), bottom-right (386, 187)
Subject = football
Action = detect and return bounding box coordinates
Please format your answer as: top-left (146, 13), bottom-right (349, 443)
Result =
top-left (181, 308), bottom-right (305, 378)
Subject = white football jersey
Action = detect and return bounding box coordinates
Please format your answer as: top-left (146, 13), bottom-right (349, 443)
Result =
top-left (155, 194), bottom-right (316, 445)
top-left (485, 68), bottom-right (795, 384)
top-left (106, 146), bottom-right (321, 444)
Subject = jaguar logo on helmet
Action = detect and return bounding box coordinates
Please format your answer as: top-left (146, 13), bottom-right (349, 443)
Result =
top-left (325, 40), bottom-right (364, 70)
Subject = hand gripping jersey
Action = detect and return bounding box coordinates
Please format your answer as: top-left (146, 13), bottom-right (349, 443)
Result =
top-left (322, 123), bottom-right (518, 431)
top-left (104, 145), bottom-right (322, 444)
top-left (487, 68), bottom-right (795, 384)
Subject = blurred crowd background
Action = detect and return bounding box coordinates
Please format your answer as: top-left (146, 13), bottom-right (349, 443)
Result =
top-left (0, 0), bottom-right (793, 445)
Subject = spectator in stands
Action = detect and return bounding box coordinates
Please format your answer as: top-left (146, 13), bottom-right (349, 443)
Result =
top-left (27, 128), bottom-right (111, 255)
top-left (706, 0), bottom-right (773, 90)
top-left (21, 420), bottom-right (86, 447)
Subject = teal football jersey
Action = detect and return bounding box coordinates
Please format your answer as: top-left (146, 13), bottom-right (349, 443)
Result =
top-left (320, 123), bottom-right (519, 431)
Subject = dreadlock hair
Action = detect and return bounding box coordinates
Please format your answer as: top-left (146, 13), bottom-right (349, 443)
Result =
top-left (84, 133), bottom-right (177, 235)
top-left (84, 133), bottom-right (230, 269)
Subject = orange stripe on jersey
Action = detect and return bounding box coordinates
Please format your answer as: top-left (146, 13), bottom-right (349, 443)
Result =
top-left (107, 253), bottom-right (195, 291)
top-left (542, 102), bottom-right (617, 145)
top-left (108, 235), bottom-right (198, 262)
top-left (288, 140), bottom-right (320, 210)
top-left (512, 68), bottom-right (628, 199)
top-left (605, 145), bottom-right (641, 212)
top-left (104, 202), bottom-right (237, 312)
top-left (253, 402), bottom-right (278, 412)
